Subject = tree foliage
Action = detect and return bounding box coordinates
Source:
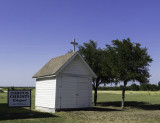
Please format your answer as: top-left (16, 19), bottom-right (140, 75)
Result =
top-left (78, 40), bottom-right (114, 105)
top-left (78, 38), bottom-right (152, 108)
top-left (106, 38), bottom-right (153, 109)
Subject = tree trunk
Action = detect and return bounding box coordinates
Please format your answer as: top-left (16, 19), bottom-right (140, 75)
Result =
top-left (121, 81), bottom-right (127, 109)
top-left (94, 88), bottom-right (98, 106)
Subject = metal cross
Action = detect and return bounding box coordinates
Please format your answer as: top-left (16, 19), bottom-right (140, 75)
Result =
top-left (71, 38), bottom-right (78, 52)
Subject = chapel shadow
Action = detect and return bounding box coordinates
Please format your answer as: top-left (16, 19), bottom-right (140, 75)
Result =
top-left (57, 107), bottom-right (121, 112)
top-left (0, 103), bottom-right (58, 121)
top-left (97, 101), bottom-right (160, 110)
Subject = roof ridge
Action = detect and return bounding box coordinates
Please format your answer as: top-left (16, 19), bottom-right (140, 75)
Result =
top-left (51, 51), bottom-right (77, 60)
top-left (32, 51), bottom-right (78, 78)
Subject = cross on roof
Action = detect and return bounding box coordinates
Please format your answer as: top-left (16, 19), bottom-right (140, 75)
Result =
top-left (71, 38), bottom-right (78, 52)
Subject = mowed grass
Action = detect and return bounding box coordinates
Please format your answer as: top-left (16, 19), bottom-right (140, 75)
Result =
top-left (1, 89), bottom-right (160, 123)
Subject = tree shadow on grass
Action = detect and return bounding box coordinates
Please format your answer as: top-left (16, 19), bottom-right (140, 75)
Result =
top-left (97, 101), bottom-right (160, 110)
top-left (0, 103), bottom-right (58, 121)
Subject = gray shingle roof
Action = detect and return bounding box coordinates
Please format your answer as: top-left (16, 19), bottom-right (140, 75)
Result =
top-left (32, 52), bottom-right (77, 78)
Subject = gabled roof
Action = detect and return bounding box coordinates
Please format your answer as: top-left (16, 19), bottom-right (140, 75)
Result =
top-left (32, 52), bottom-right (97, 78)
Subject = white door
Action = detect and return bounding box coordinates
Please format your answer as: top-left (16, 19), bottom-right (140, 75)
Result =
top-left (76, 77), bottom-right (89, 108)
top-left (60, 76), bottom-right (90, 108)
top-left (60, 76), bottom-right (77, 108)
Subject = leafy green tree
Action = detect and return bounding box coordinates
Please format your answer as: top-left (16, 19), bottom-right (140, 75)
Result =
top-left (78, 40), bottom-right (113, 106)
top-left (106, 38), bottom-right (153, 109)
top-left (102, 48), bottom-right (117, 85)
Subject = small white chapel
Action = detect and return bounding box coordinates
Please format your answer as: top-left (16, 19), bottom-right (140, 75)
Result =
top-left (33, 39), bottom-right (97, 113)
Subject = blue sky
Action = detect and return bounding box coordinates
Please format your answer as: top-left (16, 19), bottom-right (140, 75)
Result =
top-left (0, 0), bottom-right (160, 86)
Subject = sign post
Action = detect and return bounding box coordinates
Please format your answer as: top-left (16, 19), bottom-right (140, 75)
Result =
top-left (8, 89), bottom-right (31, 115)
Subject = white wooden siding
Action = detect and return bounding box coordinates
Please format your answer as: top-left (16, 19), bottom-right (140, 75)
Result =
top-left (55, 76), bottom-right (61, 109)
top-left (61, 56), bottom-right (90, 76)
top-left (88, 76), bottom-right (93, 107)
top-left (35, 77), bottom-right (56, 109)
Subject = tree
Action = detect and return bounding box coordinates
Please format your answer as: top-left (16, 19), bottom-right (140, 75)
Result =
top-left (106, 38), bottom-right (153, 109)
top-left (78, 40), bottom-right (113, 106)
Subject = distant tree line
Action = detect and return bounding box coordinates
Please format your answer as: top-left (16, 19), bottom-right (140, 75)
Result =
top-left (98, 82), bottom-right (160, 91)
top-left (0, 86), bottom-right (35, 90)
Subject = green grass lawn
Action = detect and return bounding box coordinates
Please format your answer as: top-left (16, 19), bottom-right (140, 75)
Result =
top-left (1, 89), bottom-right (160, 123)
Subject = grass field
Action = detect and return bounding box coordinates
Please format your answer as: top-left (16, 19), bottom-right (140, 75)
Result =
top-left (1, 89), bottom-right (160, 123)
